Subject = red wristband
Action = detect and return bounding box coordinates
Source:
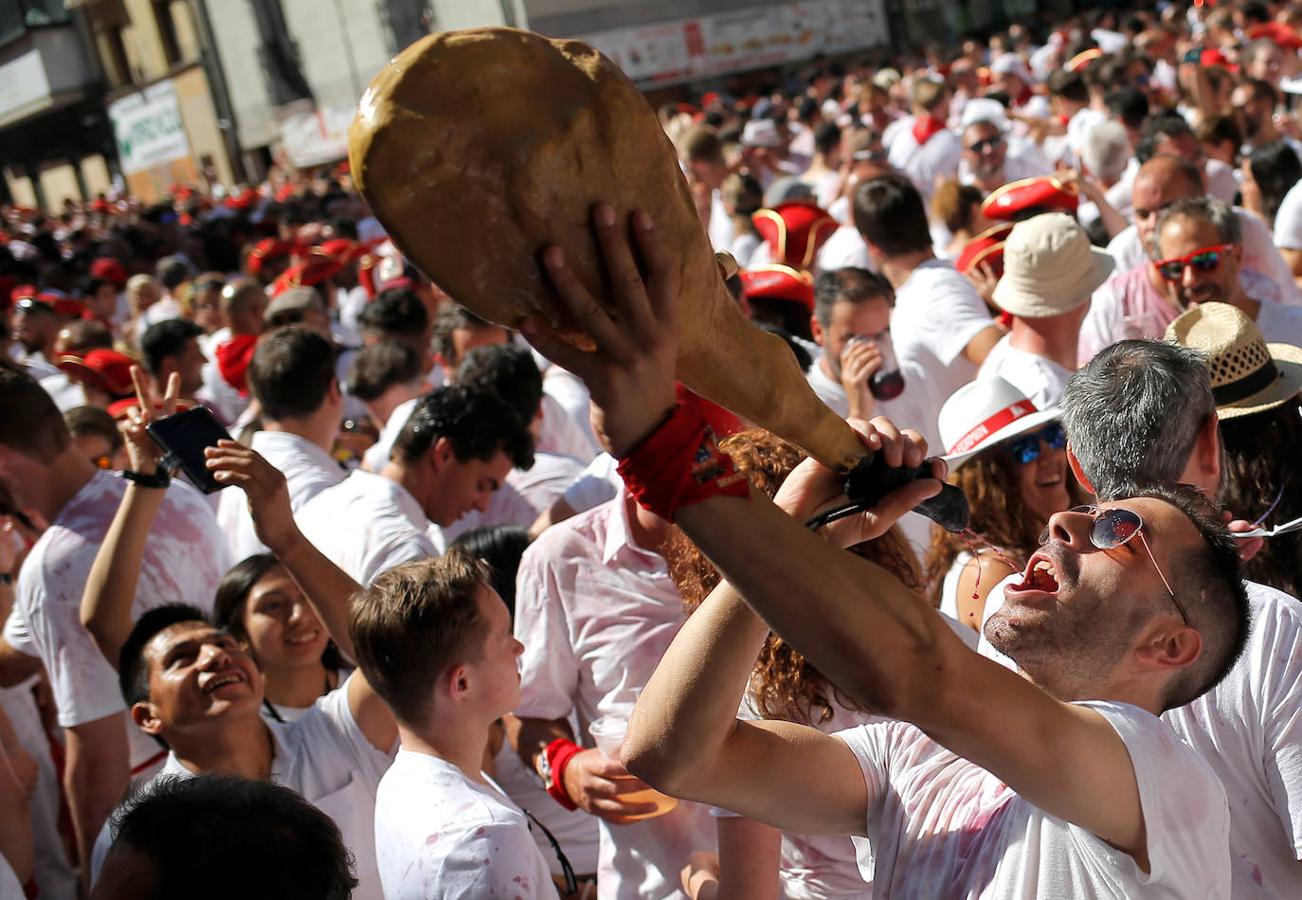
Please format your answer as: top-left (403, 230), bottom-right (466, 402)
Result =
top-left (616, 404), bottom-right (749, 521)
top-left (544, 738), bottom-right (583, 811)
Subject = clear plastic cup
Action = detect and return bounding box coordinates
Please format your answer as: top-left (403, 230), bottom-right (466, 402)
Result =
top-left (588, 715), bottom-right (678, 821)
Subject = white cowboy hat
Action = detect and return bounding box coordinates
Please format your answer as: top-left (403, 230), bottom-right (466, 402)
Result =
top-left (939, 375), bottom-right (1061, 468)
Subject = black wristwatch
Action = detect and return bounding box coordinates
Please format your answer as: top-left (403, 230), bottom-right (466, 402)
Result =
top-left (122, 469), bottom-right (171, 489)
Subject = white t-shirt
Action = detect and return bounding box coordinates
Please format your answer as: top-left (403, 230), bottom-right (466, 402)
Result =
top-left (2, 471), bottom-right (228, 769)
top-left (491, 734), bottom-right (601, 876)
top-left (977, 577), bottom-right (1302, 897)
top-left (217, 430), bottom-right (346, 562)
top-left (375, 749), bottom-right (559, 899)
top-left (560, 453), bottom-right (622, 518)
top-left (886, 120), bottom-right (963, 204)
top-left (296, 469), bottom-right (435, 585)
top-left (1275, 180), bottom-right (1302, 251)
top-left (91, 679), bottom-right (394, 898)
top-left (514, 496), bottom-right (714, 899)
top-left (538, 393), bottom-right (599, 464)
top-left (1106, 210), bottom-right (1302, 306)
top-left (816, 225), bottom-right (873, 274)
top-left (197, 326), bottom-right (250, 426)
top-left (889, 260), bottom-right (996, 452)
top-left (807, 358), bottom-right (851, 418)
top-left (362, 395), bottom-right (419, 473)
top-left (837, 701), bottom-right (1230, 898)
top-left (977, 335), bottom-right (1073, 410)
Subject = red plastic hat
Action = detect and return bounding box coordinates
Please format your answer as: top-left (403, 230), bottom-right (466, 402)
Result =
top-left (319, 238), bottom-right (365, 264)
top-left (90, 257), bottom-right (128, 288)
top-left (49, 295), bottom-right (86, 319)
top-left (738, 265), bottom-right (816, 310)
top-left (752, 202), bottom-right (838, 271)
top-left (247, 238), bottom-right (295, 276)
top-left (269, 252), bottom-right (344, 298)
top-left (955, 223), bottom-right (1014, 276)
top-left (1246, 22), bottom-right (1302, 51)
top-left (981, 175), bottom-right (1080, 221)
top-left (675, 383), bottom-right (745, 439)
top-left (224, 187), bottom-right (261, 210)
top-left (215, 333), bottom-right (259, 396)
top-left (56, 349), bottom-right (137, 398)
top-left (10, 284), bottom-right (38, 305)
top-left (1199, 48), bottom-right (1238, 72)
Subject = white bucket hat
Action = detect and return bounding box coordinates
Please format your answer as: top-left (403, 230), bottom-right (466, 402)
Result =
top-left (991, 212), bottom-right (1115, 318)
top-left (939, 376), bottom-right (1061, 468)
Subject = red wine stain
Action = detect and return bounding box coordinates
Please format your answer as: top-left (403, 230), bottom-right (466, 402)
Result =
top-left (960, 528), bottom-right (1020, 601)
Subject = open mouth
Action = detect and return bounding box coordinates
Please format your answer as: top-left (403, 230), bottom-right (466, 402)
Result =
top-left (1009, 552), bottom-right (1060, 595)
top-left (284, 630), bottom-right (321, 647)
top-left (1035, 474), bottom-right (1062, 488)
top-left (201, 672), bottom-right (246, 694)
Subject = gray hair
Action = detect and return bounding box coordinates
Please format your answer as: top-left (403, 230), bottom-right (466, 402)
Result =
top-left (1061, 340), bottom-right (1215, 499)
top-left (1149, 196), bottom-right (1241, 258)
top-left (1079, 121), bottom-right (1131, 185)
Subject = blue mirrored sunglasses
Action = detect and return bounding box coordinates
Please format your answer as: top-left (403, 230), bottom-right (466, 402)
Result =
top-left (1006, 422), bottom-right (1066, 464)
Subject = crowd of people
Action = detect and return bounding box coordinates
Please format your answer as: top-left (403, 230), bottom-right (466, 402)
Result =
top-left (1, 0), bottom-right (1302, 897)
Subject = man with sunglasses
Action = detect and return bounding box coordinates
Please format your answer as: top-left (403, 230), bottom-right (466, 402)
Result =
top-left (519, 204), bottom-right (1249, 897)
top-left (1044, 338), bottom-right (1302, 897)
top-left (1152, 197), bottom-right (1302, 348)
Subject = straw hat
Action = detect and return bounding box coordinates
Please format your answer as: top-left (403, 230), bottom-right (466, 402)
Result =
top-left (1164, 302), bottom-right (1302, 419)
top-left (991, 213), bottom-right (1114, 318)
top-left (938, 375), bottom-right (1061, 468)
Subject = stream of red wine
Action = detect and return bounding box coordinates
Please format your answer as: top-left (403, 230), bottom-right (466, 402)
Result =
top-left (959, 528), bottom-right (1022, 613)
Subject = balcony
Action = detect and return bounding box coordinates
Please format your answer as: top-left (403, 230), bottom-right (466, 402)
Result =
top-left (0, 20), bottom-right (99, 130)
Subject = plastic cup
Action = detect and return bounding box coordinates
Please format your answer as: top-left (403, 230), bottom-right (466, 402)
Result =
top-left (588, 715), bottom-right (678, 821)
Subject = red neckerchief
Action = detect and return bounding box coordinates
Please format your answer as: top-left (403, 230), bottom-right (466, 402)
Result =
top-left (215, 334), bottom-right (258, 396)
top-left (911, 115), bottom-right (947, 146)
top-left (1013, 86), bottom-right (1035, 108)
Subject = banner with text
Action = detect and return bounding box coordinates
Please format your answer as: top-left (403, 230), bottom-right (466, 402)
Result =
top-left (109, 81), bottom-right (191, 176)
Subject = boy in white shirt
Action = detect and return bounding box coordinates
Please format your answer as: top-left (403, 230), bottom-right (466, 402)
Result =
top-left (351, 552), bottom-right (561, 899)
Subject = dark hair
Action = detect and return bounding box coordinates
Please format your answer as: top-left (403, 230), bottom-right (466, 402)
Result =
top-left (1125, 484), bottom-right (1249, 711)
top-left (140, 319), bottom-right (204, 376)
top-left (154, 255), bottom-right (194, 291)
top-left (852, 174), bottom-right (932, 255)
top-left (1248, 142), bottom-right (1302, 225)
top-left (359, 288), bottom-right (428, 338)
top-left (813, 267), bottom-right (894, 328)
top-left (213, 555), bottom-right (346, 673)
top-left (813, 120), bottom-right (842, 156)
top-left (392, 382), bottom-right (533, 470)
top-left (81, 276), bottom-right (114, 299)
top-left (57, 319), bottom-right (114, 353)
top-left (349, 550), bottom-right (491, 728)
top-left (1048, 69), bottom-right (1089, 104)
top-left (65, 405), bottom-right (122, 450)
top-left (455, 344), bottom-right (543, 425)
top-left (346, 341), bottom-right (422, 401)
top-left (449, 526), bottom-right (531, 618)
top-left (431, 306), bottom-right (503, 363)
top-left (107, 774), bottom-right (357, 900)
top-left (1105, 86), bottom-right (1149, 130)
top-left (119, 604), bottom-right (210, 707)
top-left (1219, 398), bottom-right (1302, 597)
top-left (248, 327), bottom-right (337, 421)
top-left (1195, 115), bottom-right (1243, 156)
top-left (0, 359), bottom-right (69, 457)
top-left (1136, 111), bottom-right (1194, 164)
top-left (747, 297), bottom-right (815, 343)
top-left (1240, 0), bottom-right (1270, 25)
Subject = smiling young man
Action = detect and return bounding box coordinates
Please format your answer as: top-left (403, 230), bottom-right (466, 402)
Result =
top-left (518, 203), bottom-right (1250, 897)
top-left (295, 381), bottom-right (534, 585)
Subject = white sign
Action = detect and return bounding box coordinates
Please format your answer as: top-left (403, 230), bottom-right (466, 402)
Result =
top-left (278, 105), bottom-right (354, 168)
top-left (109, 81), bottom-right (191, 175)
top-left (577, 0), bottom-right (890, 87)
top-left (0, 49), bottom-right (52, 123)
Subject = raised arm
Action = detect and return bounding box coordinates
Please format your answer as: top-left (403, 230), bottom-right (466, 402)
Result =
top-left (524, 204), bottom-right (1151, 864)
top-left (205, 443), bottom-right (397, 752)
top-left (79, 369), bottom-right (178, 668)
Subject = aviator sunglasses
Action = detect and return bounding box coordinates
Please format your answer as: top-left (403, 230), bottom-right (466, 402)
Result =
top-left (1006, 422), bottom-right (1067, 465)
top-left (1040, 506), bottom-right (1189, 626)
top-left (1153, 243), bottom-right (1233, 282)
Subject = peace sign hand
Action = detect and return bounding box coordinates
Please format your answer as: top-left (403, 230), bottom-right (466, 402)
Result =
top-left (120, 366), bottom-right (180, 474)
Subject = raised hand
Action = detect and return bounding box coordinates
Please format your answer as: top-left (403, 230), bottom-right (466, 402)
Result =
top-left (839, 338), bottom-right (883, 420)
top-left (520, 205), bottom-right (680, 457)
top-left (204, 441), bottom-right (297, 554)
top-left (120, 366), bottom-right (180, 473)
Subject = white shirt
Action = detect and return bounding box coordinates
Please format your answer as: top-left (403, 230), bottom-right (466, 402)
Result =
top-left (514, 496), bottom-right (714, 899)
top-left (538, 393), bottom-right (600, 464)
top-left (1106, 209), bottom-right (1302, 306)
top-left (886, 120), bottom-right (963, 204)
top-left (957, 139), bottom-right (1054, 188)
top-left (296, 469), bottom-right (435, 585)
top-left (977, 335), bottom-right (1073, 409)
top-left (816, 225), bottom-right (873, 274)
top-left (362, 396), bottom-right (419, 473)
top-left (2, 471), bottom-right (228, 770)
top-left (889, 260), bottom-right (996, 452)
top-left (91, 679), bottom-right (393, 898)
top-left (977, 578), bottom-right (1302, 898)
top-left (376, 749), bottom-right (559, 899)
top-left (197, 326), bottom-right (250, 426)
top-left (837, 701), bottom-right (1230, 898)
top-left (807, 358), bottom-right (851, 418)
top-left (536, 355), bottom-right (600, 454)
top-left (140, 296), bottom-right (182, 328)
top-left (217, 430), bottom-right (346, 561)
top-left (1275, 180), bottom-right (1302, 251)
top-left (560, 453), bottom-right (623, 518)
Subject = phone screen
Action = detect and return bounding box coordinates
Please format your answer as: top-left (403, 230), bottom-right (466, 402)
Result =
top-left (146, 407), bottom-right (232, 493)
